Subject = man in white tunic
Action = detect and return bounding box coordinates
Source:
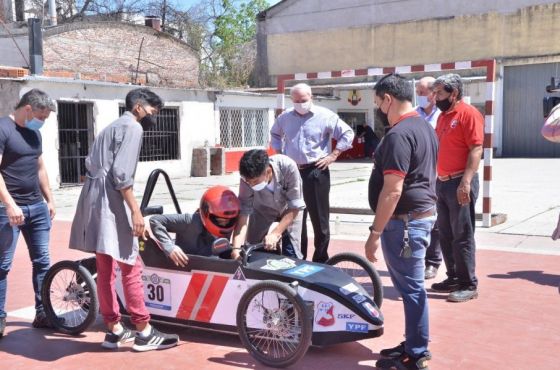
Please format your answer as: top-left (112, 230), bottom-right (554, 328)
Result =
top-left (69, 88), bottom-right (179, 351)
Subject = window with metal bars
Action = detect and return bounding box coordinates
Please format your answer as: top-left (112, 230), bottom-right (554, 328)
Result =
top-left (219, 108), bottom-right (269, 148)
top-left (118, 106), bottom-right (180, 162)
top-left (57, 102), bottom-right (94, 185)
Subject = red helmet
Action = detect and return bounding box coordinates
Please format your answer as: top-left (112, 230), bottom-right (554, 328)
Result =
top-left (199, 185), bottom-right (240, 237)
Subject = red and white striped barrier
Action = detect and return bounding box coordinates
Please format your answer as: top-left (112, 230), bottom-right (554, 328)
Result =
top-left (276, 59), bottom-right (496, 227)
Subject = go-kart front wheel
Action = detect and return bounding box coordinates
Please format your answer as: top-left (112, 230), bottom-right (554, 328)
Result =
top-left (326, 252), bottom-right (383, 308)
top-left (41, 260), bottom-right (99, 335)
top-left (236, 280), bottom-right (312, 368)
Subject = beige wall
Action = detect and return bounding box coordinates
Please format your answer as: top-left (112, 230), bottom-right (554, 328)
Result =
top-left (267, 3), bottom-right (560, 75)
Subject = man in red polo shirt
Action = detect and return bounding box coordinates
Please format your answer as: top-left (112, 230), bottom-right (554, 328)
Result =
top-left (430, 74), bottom-right (483, 303)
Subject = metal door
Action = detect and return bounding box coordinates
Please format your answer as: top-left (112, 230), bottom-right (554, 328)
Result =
top-left (503, 63), bottom-right (560, 157)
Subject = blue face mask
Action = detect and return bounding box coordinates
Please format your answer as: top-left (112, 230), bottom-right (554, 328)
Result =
top-left (25, 117), bottom-right (44, 131)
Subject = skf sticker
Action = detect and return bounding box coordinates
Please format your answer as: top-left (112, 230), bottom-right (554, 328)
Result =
top-left (315, 301), bottom-right (335, 327)
top-left (339, 282), bottom-right (359, 295)
top-left (337, 313), bottom-right (356, 320)
top-left (362, 302), bottom-right (380, 318)
top-left (346, 322), bottom-right (368, 333)
top-left (261, 258), bottom-right (297, 271)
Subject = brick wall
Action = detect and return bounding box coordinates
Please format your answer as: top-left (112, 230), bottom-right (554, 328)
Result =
top-left (43, 22), bottom-right (199, 88)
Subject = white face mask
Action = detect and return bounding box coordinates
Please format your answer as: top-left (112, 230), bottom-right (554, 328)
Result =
top-left (293, 101), bottom-right (312, 115)
top-left (251, 181), bottom-right (268, 192)
top-left (416, 95), bottom-right (430, 109)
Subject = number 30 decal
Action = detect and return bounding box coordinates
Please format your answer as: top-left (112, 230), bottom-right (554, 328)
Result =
top-left (147, 284), bottom-right (165, 302)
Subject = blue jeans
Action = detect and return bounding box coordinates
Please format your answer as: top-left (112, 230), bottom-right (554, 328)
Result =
top-left (0, 202), bottom-right (51, 318)
top-left (381, 215), bottom-right (435, 357)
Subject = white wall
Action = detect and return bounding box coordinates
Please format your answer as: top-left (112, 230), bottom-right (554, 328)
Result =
top-left (264, 0), bottom-right (558, 34)
top-left (18, 79), bottom-right (279, 187)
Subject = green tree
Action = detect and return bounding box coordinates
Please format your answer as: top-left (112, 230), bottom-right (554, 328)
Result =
top-left (199, 0), bottom-right (269, 88)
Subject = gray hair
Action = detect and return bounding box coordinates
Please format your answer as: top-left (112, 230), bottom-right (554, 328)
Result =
top-left (417, 76), bottom-right (436, 89)
top-left (15, 89), bottom-right (57, 112)
top-left (434, 73), bottom-right (463, 99)
top-left (290, 83), bottom-right (312, 97)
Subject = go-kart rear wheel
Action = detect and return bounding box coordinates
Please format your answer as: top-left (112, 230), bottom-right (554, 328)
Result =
top-left (41, 260), bottom-right (99, 335)
top-left (236, 280), bottom-right (312, 368)
top-left (326, 252), bottom-right (383, 308)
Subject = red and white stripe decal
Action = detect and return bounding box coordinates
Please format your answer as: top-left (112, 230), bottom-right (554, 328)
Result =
top-left (176, 272), bottom-right (229, 322)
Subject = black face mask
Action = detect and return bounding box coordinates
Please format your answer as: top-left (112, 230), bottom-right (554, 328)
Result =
top-left (435, 97), bottom-right (453, 112)
top-left (140, 114), bottom-right (157, 131)
top-left (376, 107), bottom-right (390, 129)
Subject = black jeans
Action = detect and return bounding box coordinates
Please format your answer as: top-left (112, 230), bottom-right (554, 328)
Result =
top-left (425, 222), bottom-right (442, 268)
top-left (436, 174), bottom-right (479, 289)
top-left (300, 166), bottom-right (330, 263)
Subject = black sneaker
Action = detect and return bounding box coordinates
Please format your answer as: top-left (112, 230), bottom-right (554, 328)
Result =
top-left (447, 288), bottom-right (478, 302)
top-left (376, 353), bottom-right (430, 370)
top-left (101, 324), bottom-right (135, 349)
top-left (430, 278), bottom-right (460, 293)
top-left (0, 317), bottom-right (5, 338)
top-left (32, 311), bottom-right (54, 329)
top-left (380, 341), bottom-right (405, 358)
top-left (132, 326), bottom-right (179, 352)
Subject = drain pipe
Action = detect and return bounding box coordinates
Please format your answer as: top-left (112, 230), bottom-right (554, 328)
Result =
top-left (48, 0), bottom-right (57, 26)
top-left (28, 18), bottom-right (43, 75)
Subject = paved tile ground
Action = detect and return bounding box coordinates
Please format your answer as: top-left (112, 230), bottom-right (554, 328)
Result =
top-left (1, 158), bottom-right (559, 369)
top-left (0, 221), bottom-right (558, 370)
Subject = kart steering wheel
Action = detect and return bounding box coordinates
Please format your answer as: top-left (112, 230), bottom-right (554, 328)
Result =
top-left (241, 243), bottom-right (266, 266)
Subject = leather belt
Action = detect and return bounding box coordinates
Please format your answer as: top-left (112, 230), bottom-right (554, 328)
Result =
top-left (391, 207), bottom-right (436, 221)
top-left (437, 171), bottom-right (464, 182)
top-left (298, 161), bottom-right (318, 170)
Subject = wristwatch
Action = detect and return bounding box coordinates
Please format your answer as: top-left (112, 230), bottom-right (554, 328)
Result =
top-left (369, 225), bottom-right (382, 237)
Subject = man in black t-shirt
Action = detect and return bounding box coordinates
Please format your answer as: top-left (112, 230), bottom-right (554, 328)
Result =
top-left (0, 89), bottom-right (57, 338)
top-left (365, 74), bottom-right (438, 370)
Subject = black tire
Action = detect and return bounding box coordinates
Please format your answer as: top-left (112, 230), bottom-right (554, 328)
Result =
top-left (236, 280), bottom-right (312, 368)
top-left (326, 252), bottom-right (384, 308)
top-left (41, 260), bottom-right (99, 335)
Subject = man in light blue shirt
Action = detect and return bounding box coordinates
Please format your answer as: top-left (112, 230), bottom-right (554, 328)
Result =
top-left (415, 76), bottom-right (440, 129)
top-left (415, 76), bottom-right (442, 280)
top-left (270, 83), bottom-right (354, 262)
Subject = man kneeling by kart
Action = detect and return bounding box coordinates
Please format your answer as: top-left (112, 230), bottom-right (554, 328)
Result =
top-left (149, 186), bottom-right (241, 267)
top-left (231, 149), bottom-right (306, 260)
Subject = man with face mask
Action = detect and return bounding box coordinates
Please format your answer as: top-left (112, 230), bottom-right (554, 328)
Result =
top-left (415, 76), bottom-right (440, 129)
top-left (0, 89), bottom-right (57, 338)
top-left (69, 88), bottom-right (180, 351)
top-left (232, 149), bottom-right (305, 259)
top-left (430, 74), bottom-right (483, 303)
top-left (366, 73), bottom-right (438, 370)
top-left (415, 77), bottom-right (442, 280)
top-left (270, 83), bottom-right (354, 263)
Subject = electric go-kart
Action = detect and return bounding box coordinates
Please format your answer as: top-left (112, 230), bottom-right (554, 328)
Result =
top-left (41, 170), bottom-right (384, 368)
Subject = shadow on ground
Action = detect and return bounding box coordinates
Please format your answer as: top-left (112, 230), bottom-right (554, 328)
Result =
top-left (487, 270), bottom-right (560, 289)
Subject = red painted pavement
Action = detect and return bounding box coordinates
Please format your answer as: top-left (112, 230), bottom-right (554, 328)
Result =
top-left (0, 220), bottom-right (558, 369)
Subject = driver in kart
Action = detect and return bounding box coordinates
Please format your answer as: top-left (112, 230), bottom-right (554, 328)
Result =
top-left (149, 186), bottom-right (241, 267)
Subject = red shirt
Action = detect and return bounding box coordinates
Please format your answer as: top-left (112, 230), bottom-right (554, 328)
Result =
top-left (435, 101), bottom-right (483, 176)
